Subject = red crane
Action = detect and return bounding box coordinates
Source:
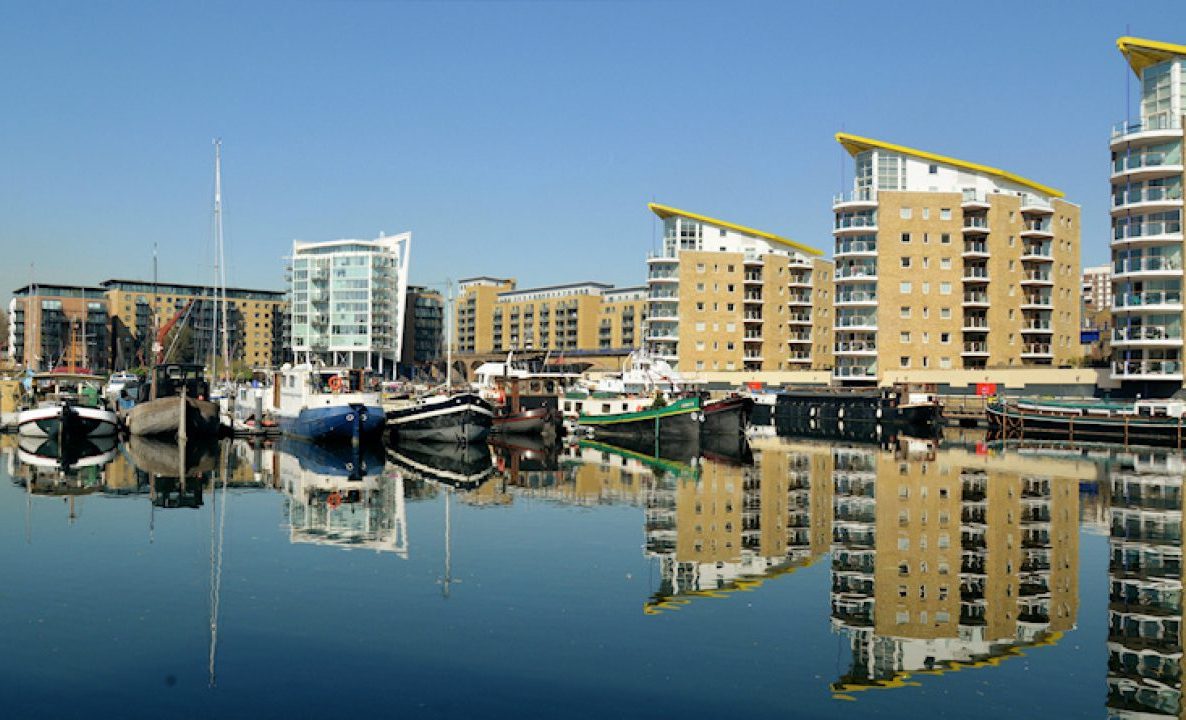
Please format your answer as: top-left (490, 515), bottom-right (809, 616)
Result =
top-left (155, 299), bottom-right (195, 365)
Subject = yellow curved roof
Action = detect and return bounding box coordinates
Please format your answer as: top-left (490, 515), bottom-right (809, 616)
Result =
top-left (835, 133), bottom-right (1064, 199)
top-left (648, 202), bottom-right (823, 257)
top-left (1117, 36), bottom-right (1186, 75)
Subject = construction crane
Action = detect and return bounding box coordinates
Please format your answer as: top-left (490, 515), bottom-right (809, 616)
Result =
top-left (155, 299), bottom-right (195, 365)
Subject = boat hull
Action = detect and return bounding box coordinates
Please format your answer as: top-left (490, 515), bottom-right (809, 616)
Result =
top-left (387, 394), bottom-right (494, 444)
top-left (774, 391), bottom-right (939, 429)
top-left (701, 396), bottom-right (752, 437)
top-left (987, 402), bottom-right (1186, 448)
top-left (17, 405), bottom-right (118, 439)
top-left (279, 404), bottom-right (385, 442)
top-left (127, 397), bottom-right (221, 438)
top-left (492, 406), bottom-right (554, 435)
top-left (581, 398), bottom-right (701, 442)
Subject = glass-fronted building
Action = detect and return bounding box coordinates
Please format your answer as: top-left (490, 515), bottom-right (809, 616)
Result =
top-left (289, 233), bottom-right (411, 376)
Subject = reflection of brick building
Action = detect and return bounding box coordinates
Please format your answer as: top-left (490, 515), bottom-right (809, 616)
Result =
top-left (8, 284), bottom-right (111, 371)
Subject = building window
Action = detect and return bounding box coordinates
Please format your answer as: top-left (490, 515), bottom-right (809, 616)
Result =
top-left (900, 306), bottom-right (911, 318)
top-left (928, 164), bottom-right (938, 174)
top-left (939, 282), bottom-right (951, 295)
top-left (940, 332), bottom-right (950, 344)
top-left (901, 232), bottom-right (911, 243)
top-left (901, 257), bottom-right (911, 268)
top-left (900, 282), bottom-right (912, 293)
top-left (900, 332), bottom-right (911, 343)
top-left (900, 356), bottom-right (910, 368)
top-left (940, 258), bottom-right (951, 270)
top-left (900, 207), bottom-right (912, 219)
top-left (940, 307), bottom-right (951, 319)
top-left (940, 233), bottom-right (950, 244)
top-left (939, 208), bottom-right (952, 220)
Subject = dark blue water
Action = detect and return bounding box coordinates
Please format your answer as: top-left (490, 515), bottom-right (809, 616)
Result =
top-left (0, 434), bottom-right (1167, 718)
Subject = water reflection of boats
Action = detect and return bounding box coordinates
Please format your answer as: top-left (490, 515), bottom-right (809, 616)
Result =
top-left (17, 435), bottom-right (118, 473)
top-left (125, 435), bottom-right (220, 477)
top-left (772, 414), bottom-right (930, 446)
top-left (386, 440), bottom-right (494, 491)
top-left (580, 433), bottom-right (703, 466)
top-left (490, 435), bottom-right (560, 473)
top-left (278, 438), bottom-right (407, 555)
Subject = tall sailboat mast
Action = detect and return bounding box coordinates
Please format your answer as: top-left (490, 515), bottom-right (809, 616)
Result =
top-left (213, 139), bottom-right (231, 380)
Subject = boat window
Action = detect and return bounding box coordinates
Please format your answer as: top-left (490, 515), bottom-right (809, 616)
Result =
top-left (601, 404), bottom-right (610, 413)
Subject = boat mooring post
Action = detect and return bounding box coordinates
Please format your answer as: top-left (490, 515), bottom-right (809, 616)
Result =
top-left (254, 388), bottom-right (263, 436)
top-left (179, 386), bottom-right (188, 442)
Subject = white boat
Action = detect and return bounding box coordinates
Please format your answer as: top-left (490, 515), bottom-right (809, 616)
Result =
top-left (386, 392), bottom-right (493, 443)
top-left (102, 372), bottom-right (142, 408)
top-left (17, 373), bottom-right (117, 439)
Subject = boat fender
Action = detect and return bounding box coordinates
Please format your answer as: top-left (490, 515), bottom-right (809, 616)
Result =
top-left (838, 420), bottom-right (845, 431)
top-left (838, 408), bottom-right (845, 419)
top-left (810, 407), bottom-right (816, 417)
top-left (875, 423), bottom-right (882, 435)
top-left (810, 419), bottom-right (817, 430)
top-left (875, 408), bottom-right (882, 419)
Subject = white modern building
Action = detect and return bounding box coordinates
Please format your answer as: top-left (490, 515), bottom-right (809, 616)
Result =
top-left (1110, 37), bottom-right (1186, 392)
top-left (1081, 264), bottom-right (1113, 314)
top-left (289, 233), bottom-right (411, 376)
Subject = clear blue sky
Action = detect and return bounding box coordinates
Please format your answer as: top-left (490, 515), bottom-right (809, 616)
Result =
top-left (1, 0), bottom-right (1181, 300)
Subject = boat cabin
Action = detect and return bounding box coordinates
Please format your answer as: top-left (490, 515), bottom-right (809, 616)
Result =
top-left (1134, 399), bottom-right (1186, 419)
top-left (145, 364), bottom-right (210, 402)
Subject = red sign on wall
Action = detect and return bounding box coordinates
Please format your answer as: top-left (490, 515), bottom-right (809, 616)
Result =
top-left (975, 383), bottom-right (997, 397)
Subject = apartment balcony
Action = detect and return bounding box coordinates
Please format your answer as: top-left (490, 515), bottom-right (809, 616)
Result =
top-left (1022, 245), bottom-right (1054, 261)
top-left (962, 341), bottom-right (989, 356)
top-left (787, 294), bottom-right (812, 307)
top-left (646, 253), bottom-right (679, 265)
top-left (833, 364), bottom-right (877, 379)
top-left (833, 216), bottom-right (878, 235)
top-left (1021, 343), bottom-right (1053, 358)
top-left (744, 273), bottom-right (763, 285)
top-left (1021, 295), bottom-right (1053, 309)
top-left (835, 340), bottom-right (877, 355)
top-left (1112, 325), bottom-right (1185, 347)
top-left (788, 333), bottom-right (812, 344)
top-left (962, 292), bottom-right (990, 307)
top-left (962, 241), bottom-right (990, 258)
top-left (1113, 291), bottom-right (1184, 313)
top-left (1019, 194), bottom-right (1055, 214)
top-left (836, 291), bottom-right (877, 306)
top-left (1110, 116), bottom-right (1184, 147)
top-left (1021, 321), bottom-right (1053, 335)
top-left (962, 267), bottom-right (990, 283)
top-left (962, 318), bottom-right (989, 332)
top-left (743, 293), bottom-right (763, 303)
top-left (743, 334), bottom-right (763, 343)
top-left (834, 265), bottom-right (878, 282)
top-left (835, 239), bottom-right (877, 257)
top-left (743, 313), bottom-right (763, 324)
top-left (832, 189), bottom-right (878, 209)
top-left (961, 189), bottom-right (992, 210)
top-left (1112, 185), bottom-right (1184, 215)
top-left (788, 274), bottom-right (813, 288)
top-left (788, 352), bottom-right (812, 363)
top-left (962, 216), bottom-right (990, 234)
top-left (836, 316), bottom-right (878, 331)
top-left (787, 312), bottom-right (813, 325)
top-left (1113, 256), bottom-right (1183, 279)
top-left (1112, 359), bottom-right (1185, 380)
top-left (743, 254), bottom-right (766, 267)
top-left (647, 311), bottom-right (679, 322)
top-left (1020, 271), bottom-right (1054, 286)
top-left (1111, 146), bottom-right (1186, 183)
top-left (1020, 220), bottom-right (1054, 238)
top-left (1112, 218), bottom-right (1185, 247)
top-left (648, 273), bottom-right (680, 284)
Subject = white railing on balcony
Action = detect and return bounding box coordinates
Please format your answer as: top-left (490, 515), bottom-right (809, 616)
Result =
top-left (1113, 360), bottom-right (1183, 376)
top-left (1024, 220), bottom-right (1052, 233)
top-left (1022, 244), bottom-right (1053, 258)
top-left (1113, 326), bottom-right (1181, 342)
top-left (788, 293), bottom-right (812, 304)
top-left (836, 315), bottom-right (877, 328)
top-left (1114, 256), bottom-right (1182, 274)
top-left (835, 341), bottom-right (877, 352)
top-left (834, 189), bottom-right (877, 203)
top-left (788, 313), bottom-right (812, 323)
top-left (837, 291), bottom-right (878, 303)
top-left (1113, 148), bottom-right (1184, 174)
top-left (1022, 272), bottom-right (1052, 282)
top-left (1023, 321), bottom-right (1052, 331)
top-left (834, 364), bottom-right (877, 378)
top-left (963, 318), bottom-right (988, 329)
top-left (1115, 291), bottom-right (1183, 308)
top-left (836, 240), bottom-right (878, 254)
top-left (1112, 116), bottom-right (1184, 138)
top-left (835, 264), bottom-right (878, 280)
top-left (1019, 193), bottom-right (1053, 210)
top-left (963, 292), bottom-right (989, 303)
top-left (1022, 344), bottom-right (1051, 355)
top-left (963, 217), bottom-right (989, 230)
top-left (1114, 218), bottom-right (1184, 241)
top-left (834, 213), bottom-right (878, 230)
top-left (963, 242), bottom-right (989, 254)
top-left (1113, 185), bottom-right (1184, 207)
top-left (963, 342), bottom-right (988, 353)
top-left (1022, 295), bottom-right (1053, 306)
top-left (963, 268), bottom-right (989, 280)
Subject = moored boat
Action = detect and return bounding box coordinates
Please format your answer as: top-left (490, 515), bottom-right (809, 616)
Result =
top-left (387, 392), bottom-right (493, 444)
top-left (17, 373), bottom-right (117, 439)
top-left (578, 395), bottom-right (701, 442)
top-left (774, 383), bottom-right (940, 431)
top-left (266, 364), bottom-right (384, 442)
top-left (492, 406), bottom-right (556, 435)
top-left (701, 394), bottom-right (753, 437)
top-left (126, 364), bottom-right (221, 438)
top-left (987, 396), bottom-right (1186, 448)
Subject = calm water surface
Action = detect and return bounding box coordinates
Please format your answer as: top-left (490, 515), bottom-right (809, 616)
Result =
top-left (0, 431), bottom-right (1167, 719)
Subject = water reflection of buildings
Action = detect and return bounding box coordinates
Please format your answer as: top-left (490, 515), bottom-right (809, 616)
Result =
top-left (277, 442), bottom-right (408, 556)
top-left (1107, 451), bottom-right (1184, 718)
top-left (644, 438), bottom-right (834, 613)
top-left (830, 442), bottom-right (1080, 697)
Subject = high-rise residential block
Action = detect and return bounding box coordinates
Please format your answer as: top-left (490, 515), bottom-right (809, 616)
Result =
top-left (8, 284), bottom-right (111, 371)
top-left (1110, 37), bottom-right (1186, 392)
top-left (832, 134), bottom-right (1081, 383)
top-left (644, 203), bottom-right (833, 374)
top-left (1081, 265), bottom-right (1113, 313)
top-left (399, 285), bottom-right (444, 377)
top-left (289, 233), bottom-right (411, 375)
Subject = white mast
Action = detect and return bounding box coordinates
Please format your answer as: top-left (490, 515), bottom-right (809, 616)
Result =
top-left (445, 279), bottom-right (453, 390)
top-left (213, 139), bottom-right (230, 380)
